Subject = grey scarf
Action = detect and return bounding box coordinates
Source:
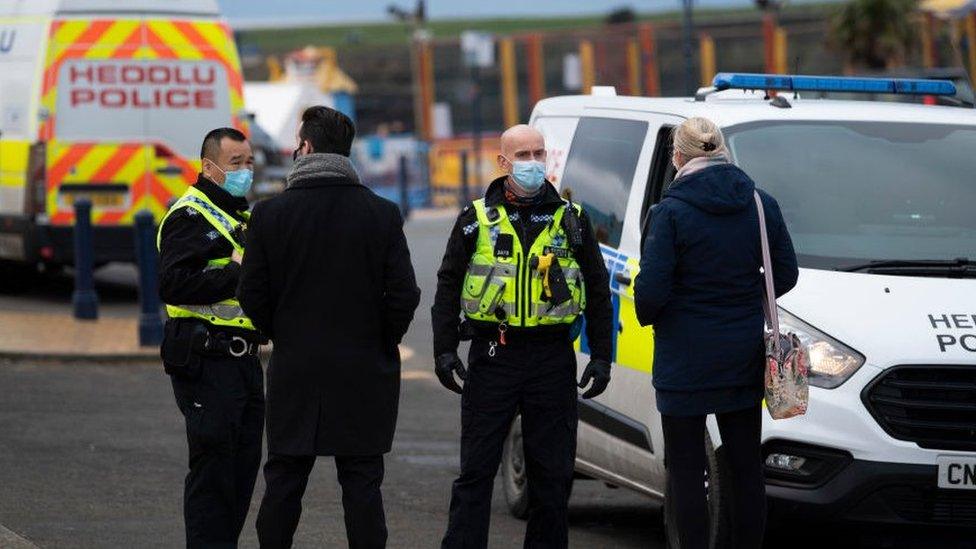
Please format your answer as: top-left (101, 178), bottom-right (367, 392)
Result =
top-left (287, 153), bottom-right (361, 187)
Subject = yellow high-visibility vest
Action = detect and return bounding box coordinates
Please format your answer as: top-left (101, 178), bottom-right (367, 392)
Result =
top-left (156, 186), bottom-right (255, 331)
top-left (461, 198), bottom-right (586, 327)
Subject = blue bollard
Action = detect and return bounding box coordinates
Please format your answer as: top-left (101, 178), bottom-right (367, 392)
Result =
top-left (133, 210), bottom-right (163, 346)
top-left (71, 198), bottom-right (99, 320)
top-left (419, 143), bottom-right (433, 208)
top-left (459, 149), bottom-right (470, 205)
top-left (398, 154), bottom-right (411, 220)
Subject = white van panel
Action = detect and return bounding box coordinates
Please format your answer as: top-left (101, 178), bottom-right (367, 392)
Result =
top-left (0, 17), bottom-right (46, 139)
top-left (530, 115), bottom-right (579, 189)
top-left (779, 269), bottom-right (976, 367)
top-left (0, 0), bottom-right (219, 16)
top-left (0, 16), bottom-right (47, 215)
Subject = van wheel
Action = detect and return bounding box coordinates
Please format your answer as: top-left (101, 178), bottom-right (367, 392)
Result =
top-left (501, 414), bottom-right (577, 520)
top-left (663, 435), bottom-right (733, 549)
top-left (502, 415), bottom-right (530, 520)
top-left (0, 260), bottom-right (35, 294)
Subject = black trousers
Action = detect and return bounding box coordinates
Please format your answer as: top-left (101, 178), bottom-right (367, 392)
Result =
top-left (661, 404), bottom-right (766, 549)
top-left (171, 354), bottom-right (264, 549)
top-left (442, 336), bottom-right (578, 549)
top-left (256, 454), bottom-right (387, 549)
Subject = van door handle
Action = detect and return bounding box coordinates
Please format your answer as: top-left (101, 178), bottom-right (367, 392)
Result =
top-left (613, 271), bottom-right (632, 286)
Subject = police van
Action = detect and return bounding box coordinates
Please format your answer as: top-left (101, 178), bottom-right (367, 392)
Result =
top-left (0, 0), bottom-right (247, 287)
top-left (499, 73), bottom-right (976, 541)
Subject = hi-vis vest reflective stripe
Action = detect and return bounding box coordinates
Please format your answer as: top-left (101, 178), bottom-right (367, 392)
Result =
top-left (461, 199), bottom-right (585, 327)
top-left (156, 186), bottom-right (255, 331)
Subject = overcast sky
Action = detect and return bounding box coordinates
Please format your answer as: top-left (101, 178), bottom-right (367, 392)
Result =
top-left (217, 0), bottom-right (752, 27)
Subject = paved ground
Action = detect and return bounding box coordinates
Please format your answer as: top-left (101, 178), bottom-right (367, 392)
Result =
top-left (0, 311), bottom-right (156, 360)
top-left (0, 263), bottom-right (154, 359)
top-left (0, 211), bottom-right (973, 548)
top-left (0, 360), bottom-right (659, 549)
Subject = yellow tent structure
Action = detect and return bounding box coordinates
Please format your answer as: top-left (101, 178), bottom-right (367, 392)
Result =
top-left (920, 0), bottom-right (976, 17)
top-left (283, 46), bottom-right (358, 95)
top-left (918, 0), bottom-right (976, 86)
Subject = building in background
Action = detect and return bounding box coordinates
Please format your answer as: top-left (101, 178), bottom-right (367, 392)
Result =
top-left (244, 46), bottom-right (358, 154)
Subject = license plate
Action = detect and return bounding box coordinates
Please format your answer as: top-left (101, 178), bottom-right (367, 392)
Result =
top-left (937, 455), bottom-right (976, 490)
top-left (61, 192), bottom-right (127, 209)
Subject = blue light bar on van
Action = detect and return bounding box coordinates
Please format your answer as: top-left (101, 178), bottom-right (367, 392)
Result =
top-left (712, 73), bottom-right (957, 96)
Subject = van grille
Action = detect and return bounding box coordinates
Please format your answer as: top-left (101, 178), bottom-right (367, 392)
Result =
top-left (863, 365), bottom-right (976, 451)
top-left (879, 485), bottom-right (976, 525)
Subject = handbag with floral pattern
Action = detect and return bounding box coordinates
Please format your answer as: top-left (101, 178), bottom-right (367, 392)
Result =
top-left (755, 191), bottom-right (809, 420)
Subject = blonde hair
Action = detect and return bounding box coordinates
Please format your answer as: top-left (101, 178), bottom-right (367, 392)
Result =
top-left (672, 117), bottom-right (726, 161)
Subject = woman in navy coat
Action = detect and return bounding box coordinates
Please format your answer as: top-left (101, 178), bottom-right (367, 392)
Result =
top-left (635, 117), bottom-right (798, 549)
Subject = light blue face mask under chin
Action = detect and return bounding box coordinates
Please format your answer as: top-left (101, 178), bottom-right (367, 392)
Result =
top-left (214, 165), bottom-right (253, 197)
top-left (510, 160), bottom-right (546, 192)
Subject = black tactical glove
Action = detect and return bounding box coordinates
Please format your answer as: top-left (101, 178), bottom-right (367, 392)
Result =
top-left (578, 358), bottom-right (611, 399)
top-left (435, 352), bottom-right (467, 395)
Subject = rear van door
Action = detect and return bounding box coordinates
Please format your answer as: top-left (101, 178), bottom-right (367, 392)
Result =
top-left (46, 16), bottom-right (243, 228)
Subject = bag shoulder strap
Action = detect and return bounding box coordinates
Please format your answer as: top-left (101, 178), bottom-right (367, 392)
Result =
top-left (754, 191), bottom-right (780, 345)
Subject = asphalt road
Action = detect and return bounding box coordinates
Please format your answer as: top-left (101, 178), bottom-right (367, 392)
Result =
top-left (0, 212), bottom-right (972, 548)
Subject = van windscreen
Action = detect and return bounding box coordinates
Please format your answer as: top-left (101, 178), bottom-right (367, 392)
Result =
top-left (726, 121), bottom-right (976, 270)
top-left (54, 59), bottom-right (232, 158)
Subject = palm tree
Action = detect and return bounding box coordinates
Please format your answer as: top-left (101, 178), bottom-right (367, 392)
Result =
top-left (828, 0), bottom-right (919, 70)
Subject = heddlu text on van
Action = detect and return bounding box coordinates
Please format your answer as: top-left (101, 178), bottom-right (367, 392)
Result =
top-left (66, 61), bottom-right (216, 110)
top-left (928, 313), bottom-right (976, 352)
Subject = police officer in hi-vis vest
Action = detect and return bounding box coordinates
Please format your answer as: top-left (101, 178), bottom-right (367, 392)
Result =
top-left (432, 125), bottom-right (614, 548)
top-left (158, 127), bottom-right (266, 548)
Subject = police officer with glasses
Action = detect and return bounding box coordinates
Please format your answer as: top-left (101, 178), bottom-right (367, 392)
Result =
top-left (432, 124), bottom-right (614, 548)
top-left (158, 127), bottom-right (265, 548)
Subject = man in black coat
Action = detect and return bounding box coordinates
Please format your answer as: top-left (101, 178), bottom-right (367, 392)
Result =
top-left (238, 106), bottom-right (421, 548)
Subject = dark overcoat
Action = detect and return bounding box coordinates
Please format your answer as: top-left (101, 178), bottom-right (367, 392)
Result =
top-left (238, 154), bottom-right (421, 455)
top-left (634, 163), bottom-right (798, 415)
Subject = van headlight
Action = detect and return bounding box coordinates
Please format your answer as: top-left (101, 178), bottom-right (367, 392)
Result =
top-left (777, 309), bottom-right (865, 389)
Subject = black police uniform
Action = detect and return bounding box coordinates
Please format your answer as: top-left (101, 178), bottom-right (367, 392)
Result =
top-left (432, 177), bottom-right (613, 548)
top-left (158, 175), bottom-right (266, 548)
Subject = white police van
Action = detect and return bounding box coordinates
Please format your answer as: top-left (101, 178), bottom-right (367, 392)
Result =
top-left (499, 73), bottom-right (976, 543)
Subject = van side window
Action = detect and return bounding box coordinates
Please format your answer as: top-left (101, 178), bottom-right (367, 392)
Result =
top-left (640, 125), bottom-right (677, 236)
top-left (559, 117), bottom-right (648, 248)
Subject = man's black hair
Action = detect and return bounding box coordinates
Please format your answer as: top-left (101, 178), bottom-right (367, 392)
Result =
top-left (201, 127), bottom-right (247, 161)
top-left (299, 106), bottom-right (356, 157)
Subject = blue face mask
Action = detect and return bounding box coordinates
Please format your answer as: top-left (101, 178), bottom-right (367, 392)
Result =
top-left (214, 164), bottom-right (253, 197)
top-left (509, 159), bottom-right (546, 192)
